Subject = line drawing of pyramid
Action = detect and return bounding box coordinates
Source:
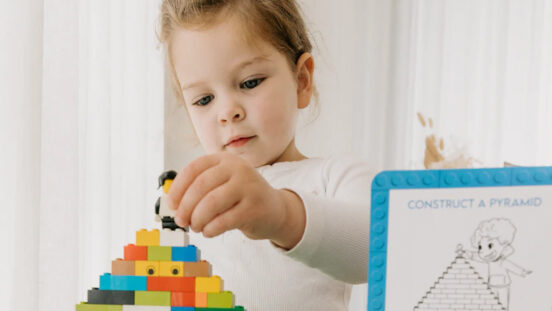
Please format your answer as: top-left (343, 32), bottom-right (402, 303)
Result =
top-left (76, 228), bottom-right (246, 311)
top-left (413, 247), bottom-right (505, 311)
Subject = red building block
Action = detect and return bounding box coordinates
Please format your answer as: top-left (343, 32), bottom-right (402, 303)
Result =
top-left (124, 244), bottom-right (147, 260)
top-left (171, 291), bottom-right (195, 307)
top-left (147, 276), bottom-right (195, 292)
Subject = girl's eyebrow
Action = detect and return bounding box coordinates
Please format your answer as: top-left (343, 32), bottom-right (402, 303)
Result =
top-left (234, 55), bottom-right (271, 70)
top-left (181, 55), bottom-right (271, 91)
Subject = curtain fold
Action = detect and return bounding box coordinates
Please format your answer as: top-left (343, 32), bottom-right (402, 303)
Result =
top-left (1, 1), bottom-right (164, 310)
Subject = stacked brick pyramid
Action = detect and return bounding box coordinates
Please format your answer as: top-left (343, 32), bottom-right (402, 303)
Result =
top-left (414, 249), bottom-right (504, 311)
top-left (76, 227), bottom-right (244, 311)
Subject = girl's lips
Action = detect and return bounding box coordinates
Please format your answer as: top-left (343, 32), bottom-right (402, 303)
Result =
top-left (226, 136), bottom-right (255, 148)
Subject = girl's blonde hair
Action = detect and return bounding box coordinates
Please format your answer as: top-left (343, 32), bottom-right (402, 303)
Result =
top-left (159, 0), bottom-right (316, 104)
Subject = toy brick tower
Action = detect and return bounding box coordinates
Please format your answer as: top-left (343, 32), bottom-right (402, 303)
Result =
top-left (75, 171), bottom-right (245, 311)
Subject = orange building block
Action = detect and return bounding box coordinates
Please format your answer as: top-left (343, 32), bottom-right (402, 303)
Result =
top-left (147, 276), bottom-right (195, 292)
top-left (171, 291), bottom-right (195, 307)
top-left (124, 244), bottom-right (147, 260)
top-left (182, 260), bottom-right (210, 277)
top-left (195, 292), bottom-right (208, 308)
top-left (111, 259), bottom-right (135, 275)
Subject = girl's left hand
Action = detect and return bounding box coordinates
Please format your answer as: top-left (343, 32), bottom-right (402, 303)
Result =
top-left (167, 153), bottom-right (305, 249)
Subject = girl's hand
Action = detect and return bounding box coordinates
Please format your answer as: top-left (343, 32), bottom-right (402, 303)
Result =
top-left (167, 153), bottom-right (306, 249)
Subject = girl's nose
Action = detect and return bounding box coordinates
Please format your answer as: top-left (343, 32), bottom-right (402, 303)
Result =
top-left (219, 102), bottom-right (245, 124)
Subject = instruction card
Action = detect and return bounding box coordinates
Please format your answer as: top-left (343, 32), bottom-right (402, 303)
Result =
top-left (367, 167), bottom-right (552, 311)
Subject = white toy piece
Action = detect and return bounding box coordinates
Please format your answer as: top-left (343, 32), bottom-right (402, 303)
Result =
top-left (160, 228), bottom-right (189, 247)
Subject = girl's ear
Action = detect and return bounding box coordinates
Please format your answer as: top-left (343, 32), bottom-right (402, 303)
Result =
top-left (295, 52), bottom-right (314, 109)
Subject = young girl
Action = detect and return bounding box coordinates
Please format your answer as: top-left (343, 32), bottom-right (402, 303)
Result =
top-left (159, 0), bottom-right (374, 309)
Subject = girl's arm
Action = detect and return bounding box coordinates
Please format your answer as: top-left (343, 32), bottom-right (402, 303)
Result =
top-left (274, 154), bottom-right (374, 284)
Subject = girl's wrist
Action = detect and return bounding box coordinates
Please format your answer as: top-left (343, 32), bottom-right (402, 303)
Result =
top-left (270, 189), bottom-right (306, 250)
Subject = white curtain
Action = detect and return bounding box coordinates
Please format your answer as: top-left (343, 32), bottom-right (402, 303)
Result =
top-left (1, 0), bottom-right (164, 310)
top-left (295, 0), bottom-right (552, 171)
top-left (2, 0), bottom-right (551, 311)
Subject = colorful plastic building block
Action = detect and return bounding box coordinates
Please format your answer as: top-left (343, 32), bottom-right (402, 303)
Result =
top-left (171, 245), bottom-right (198, 262)
top-left (124, 244), bottom-right (147, 260)
top-left (171, 291), bottom-right (195, 307)
top-left (134, 291), bottom-right (171, 306)
top-left (182, 260), bottom-right (210, 277)
top-left (207, 291), bottom-right (233, 308)
top-left (112, 259), bottom-right (135, 276)
top-left (87, 288), bottom-right (134, 305)
top-left (136, 229), bottom-right (160, 246)
top-left (195, 292), bottom-right (208, 308)
top-left (196, 276), bottom-right (221, 293)
top-left (147, 276), bottom-right (195, 292)
top-left (76, 303), bottom-right (122, 311)
top-left (147, 246), bottom-right (171, 261)
top-left (134, 261), bottom-right (160, 277)
top-left (99, 273), bottom-right (147, 291)
top-left (160, 228), bottom-right (189, 247)
top-left (159, 261), bottom-right (184, 277)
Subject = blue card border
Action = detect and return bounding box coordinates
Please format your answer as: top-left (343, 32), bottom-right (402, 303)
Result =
top-left (367, 166), bottom-right (552, 311)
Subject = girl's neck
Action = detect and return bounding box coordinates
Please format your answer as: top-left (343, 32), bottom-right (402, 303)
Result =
top-left (270, 139), bottom-right (307, 165)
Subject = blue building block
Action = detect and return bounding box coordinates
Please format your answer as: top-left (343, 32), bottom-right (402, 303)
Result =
top-left (171, 245), bottom-right (198, 262)
top-left (171, 307), bottom-right (195, 311)
top-left (99, 273), bottom-right (147, 291)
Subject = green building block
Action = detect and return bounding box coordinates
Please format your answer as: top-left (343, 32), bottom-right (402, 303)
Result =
top-left (135, 290), bottom-right (171, 306)
top-left (207, 291), bottom-right (233, 308)
top-left (147, 246), bottom-right (172, 261)
top-left (75, 303), bottom-right (122, 311)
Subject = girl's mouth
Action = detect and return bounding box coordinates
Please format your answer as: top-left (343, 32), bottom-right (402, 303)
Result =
top-left (226, 136), bottom-right (255, 148)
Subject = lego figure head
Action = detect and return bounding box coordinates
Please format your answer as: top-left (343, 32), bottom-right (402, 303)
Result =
top-left (471, 218), bottom-right (516, 262)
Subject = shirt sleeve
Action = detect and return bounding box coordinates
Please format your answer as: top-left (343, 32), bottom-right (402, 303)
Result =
top-left (276, 154), bottom-right (375, 284)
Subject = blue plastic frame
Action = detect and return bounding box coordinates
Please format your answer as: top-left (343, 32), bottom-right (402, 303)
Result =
top-left (367, 166), bottom-right (552, 311)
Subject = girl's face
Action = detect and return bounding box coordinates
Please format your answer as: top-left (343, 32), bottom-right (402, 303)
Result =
top-left (171, 13), bottom-right (311, 167)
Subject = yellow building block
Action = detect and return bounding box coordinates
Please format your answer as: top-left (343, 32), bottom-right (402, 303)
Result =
top-left (135, 260), bottom-right (160, 276)
top-left (196, 276), bottom-right (221, 293)
top-left (136, 229), bottom-right (160, 246)
top-left (159, 261), bottom-right (184, 277)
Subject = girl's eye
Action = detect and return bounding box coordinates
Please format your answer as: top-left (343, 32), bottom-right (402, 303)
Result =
top-left (194, 95), bottom-right (214, 106)
top-left (241, 78), bottom-right (265, 90)
top-left (488, 243), bottom-right (493, 249)
top-left (478, 245), bottom-right (482, 251)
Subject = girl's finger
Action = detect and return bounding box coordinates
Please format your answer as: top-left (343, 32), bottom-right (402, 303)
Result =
top-left (189, 181), bottom-right (241, 233)
top-left (201, 200), bottom-right (244, 238)
top-left (176, 163), bottom-right (231, 227)
top-left (168, 154), bottom-right (221, 210)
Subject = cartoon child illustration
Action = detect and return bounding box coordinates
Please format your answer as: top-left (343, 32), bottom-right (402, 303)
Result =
top-left (464, 218), bottom-right (532, 310)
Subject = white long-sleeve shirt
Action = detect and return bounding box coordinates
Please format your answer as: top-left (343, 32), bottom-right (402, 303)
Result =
top-left (189, 154), bottom-right (375, 311)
